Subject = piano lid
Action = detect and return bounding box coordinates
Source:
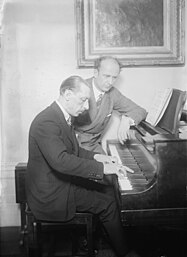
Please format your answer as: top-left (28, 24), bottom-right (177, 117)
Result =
top-left (157, 89), bottom-right (186, 134)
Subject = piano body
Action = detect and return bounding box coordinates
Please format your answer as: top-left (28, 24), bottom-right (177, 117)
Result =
top-left (107, 89), bottom-right (187, 227)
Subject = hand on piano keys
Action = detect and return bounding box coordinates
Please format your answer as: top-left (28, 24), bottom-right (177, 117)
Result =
top-left (117, 115), bottom-right (135, 143)
top-left (102, 161), bottom-right (133, 190)
top-left (103, 162), bottom-right (134, 178)
top-left (103, 162), bottom-right (126, 177)
top-left (106, 143), bottom-right (135, 175)
top-left (117, 164), bottom-right (134, 174)
top-left (94, 153), bottom-right (134, 177)
top-left (94, 153), bottom-right (118, 164)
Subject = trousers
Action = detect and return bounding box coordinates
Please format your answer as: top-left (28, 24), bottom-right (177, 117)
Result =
top-left (74, 179), bottom-right (129, 256)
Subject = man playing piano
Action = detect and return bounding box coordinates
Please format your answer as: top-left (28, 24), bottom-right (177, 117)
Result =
top-left (74, 56), bottom-right (147, 154)
top-left (26, 76), bottom-right (141, 257)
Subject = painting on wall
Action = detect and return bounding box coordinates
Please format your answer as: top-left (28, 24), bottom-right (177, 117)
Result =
top-left (75, 0), bottom-right (185, 68)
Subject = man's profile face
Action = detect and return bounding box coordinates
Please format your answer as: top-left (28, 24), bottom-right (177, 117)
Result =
top-left (68, 83), bottom-right (90, 117)
top-left (94, 59), bottom-right (120, 92)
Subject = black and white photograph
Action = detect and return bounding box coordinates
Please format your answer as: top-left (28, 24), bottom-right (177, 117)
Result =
top-left (0, 1), bottom-right (186, 257)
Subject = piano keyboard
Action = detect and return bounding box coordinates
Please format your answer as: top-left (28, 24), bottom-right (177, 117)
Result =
top-left (108, 142), bottom-right (156, 191)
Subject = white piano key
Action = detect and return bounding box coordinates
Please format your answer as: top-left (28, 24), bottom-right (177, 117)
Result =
top-left (118, 177), bottom-right (132, 190)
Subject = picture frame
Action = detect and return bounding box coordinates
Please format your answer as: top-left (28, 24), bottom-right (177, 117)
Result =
top-left (75, 0), bottom-right (185, 68)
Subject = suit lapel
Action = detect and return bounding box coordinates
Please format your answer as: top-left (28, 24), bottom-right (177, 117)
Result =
top-left (86, 78), bottom-right (112, 121)
top-left (89, 88), bottom-right (111, 121)
top-left (71, 126), bottom-right (79, 154)
top-left (51, 102), bottom-right (76, 147)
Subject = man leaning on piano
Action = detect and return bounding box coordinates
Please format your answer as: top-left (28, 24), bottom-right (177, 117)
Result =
top-left (73, 55), bottom-right (147, 154)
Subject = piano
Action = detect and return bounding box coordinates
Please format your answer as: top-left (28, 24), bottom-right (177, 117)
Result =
top-left (107, 89), bottom-right (187, 228)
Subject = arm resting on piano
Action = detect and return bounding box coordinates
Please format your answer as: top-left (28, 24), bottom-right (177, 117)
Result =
top-left (117, 115), bottom-right (135, 144)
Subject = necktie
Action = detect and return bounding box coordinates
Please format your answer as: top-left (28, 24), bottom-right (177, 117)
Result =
top-left (96, 94), bottom-right (103, 109)
top-left (67, 116), bottom-right (72, 127)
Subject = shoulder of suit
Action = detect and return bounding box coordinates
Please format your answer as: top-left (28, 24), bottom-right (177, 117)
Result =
top-left (40, 102), bottom-right (62, 122)
top-left (35, 102), bottom-right (56, 119)
top-left (31, 102), bottom-right (64, 128)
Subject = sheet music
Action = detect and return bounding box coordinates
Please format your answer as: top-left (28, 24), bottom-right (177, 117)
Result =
top-left (146, 88), bottom-right (173, 126)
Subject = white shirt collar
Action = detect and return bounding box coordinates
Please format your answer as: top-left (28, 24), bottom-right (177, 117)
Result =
top-left (92, 79), bottom-right (104, 101)
top-left (55, 100), bottom-right (71, 122)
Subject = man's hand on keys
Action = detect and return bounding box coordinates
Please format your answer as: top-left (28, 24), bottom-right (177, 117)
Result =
top-left (94, 154), bottom-right (118, 164)
top-left (103, 162), bottom-right (127, 178)
top-left (94, 153), bottom-right (134, 177)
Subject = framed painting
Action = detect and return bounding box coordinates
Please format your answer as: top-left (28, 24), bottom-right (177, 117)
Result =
top-left (75, 0), bottom-right (185, 68)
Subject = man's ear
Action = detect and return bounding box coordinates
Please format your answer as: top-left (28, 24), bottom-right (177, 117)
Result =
top-left (64, 89), bottom-right (72, 101)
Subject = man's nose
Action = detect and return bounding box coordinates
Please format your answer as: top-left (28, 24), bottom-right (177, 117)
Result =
top-left (108, 77), bottom-right (114, 85)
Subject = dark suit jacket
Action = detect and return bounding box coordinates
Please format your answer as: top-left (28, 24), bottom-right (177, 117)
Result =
top-left (26, 102), bottom-right (103, 221)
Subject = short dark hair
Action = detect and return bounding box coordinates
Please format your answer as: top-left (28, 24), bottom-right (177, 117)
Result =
top-left (94, 56), bottom-right (122, 71)
top-left (60, 76), bottom-right (88, 95)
